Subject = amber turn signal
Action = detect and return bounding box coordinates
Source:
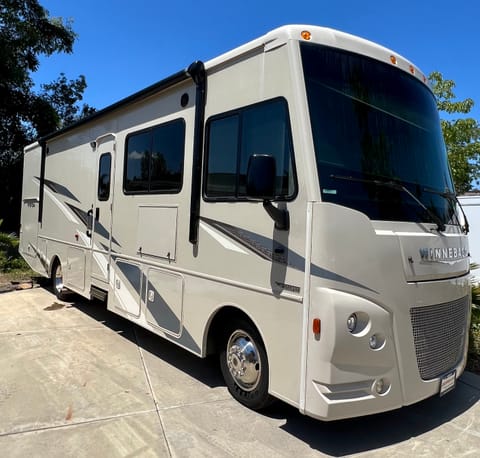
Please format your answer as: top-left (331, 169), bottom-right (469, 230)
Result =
top-left (301, 30), bottom-right (312, 41)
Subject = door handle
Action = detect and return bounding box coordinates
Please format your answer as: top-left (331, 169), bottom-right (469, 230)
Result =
top-left (86, 208), bottom-right (93, 237)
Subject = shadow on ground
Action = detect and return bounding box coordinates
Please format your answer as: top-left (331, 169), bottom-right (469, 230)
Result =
top-left (63, 291), bottom-right (224, 390)
top-left (60, 289), bottom-right (479, 457)
top-left (266, 383), bottom-right (479, 456)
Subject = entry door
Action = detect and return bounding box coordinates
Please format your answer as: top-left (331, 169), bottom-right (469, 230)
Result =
top-left (91, 134), bottom-right (115, 286)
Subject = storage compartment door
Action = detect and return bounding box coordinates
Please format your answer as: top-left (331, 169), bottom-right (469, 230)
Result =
top-left (145, 268), bottom-right (183, 337)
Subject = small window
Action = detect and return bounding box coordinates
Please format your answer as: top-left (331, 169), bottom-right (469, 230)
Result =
top-left (124, 119), bottom-right (185, 194)
top-left (205, 98), bottom-right (296, 200)
top-left (97, 153), bottom-right (112, 201)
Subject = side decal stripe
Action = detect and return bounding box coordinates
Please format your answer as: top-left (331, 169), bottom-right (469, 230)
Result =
top-left (200, 217), bottom-right (378, 294)
top-left (42, 178), bottom-right (81, 202)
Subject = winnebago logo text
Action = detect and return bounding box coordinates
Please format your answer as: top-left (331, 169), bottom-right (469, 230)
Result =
top-left (419, 247), bottom-right (468, 262)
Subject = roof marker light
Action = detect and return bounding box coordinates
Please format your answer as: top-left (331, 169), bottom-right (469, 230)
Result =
top-left (409, 65), bottom-right (415, 75)
top-left (390, 55), bottom-right (397, 65)
top-left (301, 30), bottom-right (312, 41)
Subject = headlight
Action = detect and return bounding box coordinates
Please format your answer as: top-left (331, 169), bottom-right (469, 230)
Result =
top-left (347, 313), bottom-right (357, 333)
top-left (372, 378), bottom-right (390, 395)
top-left (369, 333), bottom-right (385, 350)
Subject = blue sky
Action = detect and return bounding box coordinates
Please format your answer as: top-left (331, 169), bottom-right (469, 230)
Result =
top-left (35, 0), bottom-right (479, 121)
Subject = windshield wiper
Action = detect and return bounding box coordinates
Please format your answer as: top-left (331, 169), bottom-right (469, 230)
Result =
top-left (423, 186), bottom-right (469, 234)
top-left (330, 174), bottom-right (446, 231)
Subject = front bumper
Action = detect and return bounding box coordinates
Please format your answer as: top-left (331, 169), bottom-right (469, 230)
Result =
top-left (303, 276), bottom-right (470, 421)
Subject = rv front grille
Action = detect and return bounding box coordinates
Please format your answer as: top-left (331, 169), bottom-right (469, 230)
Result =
top-left (410, 296), bottom-right (470, 380)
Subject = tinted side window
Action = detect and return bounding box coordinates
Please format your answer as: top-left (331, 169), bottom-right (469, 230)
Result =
top-left (124, 119), bottom-right (185, 194)
top-left (125, 131), bottom-right (150, 192)
top-left (205, 98), bottom-right (296, 200)
top-left (205, 115), bottom-right (239, 197)
top-left (97, 153), bottom-right (112, 201)
top-left (150, 120), bottom-right (185, 192)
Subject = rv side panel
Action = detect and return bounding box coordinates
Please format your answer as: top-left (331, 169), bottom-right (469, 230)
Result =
top-left (19, 142), bottom-right (45, 275)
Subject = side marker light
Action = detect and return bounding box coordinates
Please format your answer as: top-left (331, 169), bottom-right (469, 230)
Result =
top-left (301, 30), bottom-right (312, 41)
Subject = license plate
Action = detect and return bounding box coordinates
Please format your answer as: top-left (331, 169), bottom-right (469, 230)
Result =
top-left (439, 370), bottom-right (456, 396)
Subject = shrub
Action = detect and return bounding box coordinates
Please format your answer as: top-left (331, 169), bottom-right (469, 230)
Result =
top-left (0, 231), bottom-right (30, 273)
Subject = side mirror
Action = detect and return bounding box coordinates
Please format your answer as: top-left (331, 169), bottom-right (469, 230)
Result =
top-left (246, 154), bottom-right (276, 200)
top-left (246, 154), bottom-right (289, 231)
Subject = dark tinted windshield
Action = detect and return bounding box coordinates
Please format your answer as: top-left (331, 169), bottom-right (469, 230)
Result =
top-left (301, 43), bottom-right (455, 225)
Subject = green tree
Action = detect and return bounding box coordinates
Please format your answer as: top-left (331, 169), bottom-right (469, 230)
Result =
top-left (0, 0), bottom-right (94, 230)
top-left (39, 73), bottom-right (96, 130)
top-left (429, 71), bottom-right (480, 194)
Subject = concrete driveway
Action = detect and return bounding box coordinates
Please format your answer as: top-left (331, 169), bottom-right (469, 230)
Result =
top-left (0, 287), bottom-right (479, 457)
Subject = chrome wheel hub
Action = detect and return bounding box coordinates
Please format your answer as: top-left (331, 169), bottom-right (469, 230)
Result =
top-left (226, 330), bottom-right (261, 392)
top-left (54, 266), bottom-right (64, 294)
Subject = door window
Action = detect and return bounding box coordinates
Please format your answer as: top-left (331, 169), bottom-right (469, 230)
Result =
top-left (97, 153), bottom-right (112, 201)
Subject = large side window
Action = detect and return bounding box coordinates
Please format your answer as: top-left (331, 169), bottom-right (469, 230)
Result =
top-left (205, 98), bottom-right (296, 200)
top-left (124, 119), bottom-right (185, 194)
top-left (97, 153), bottom-right (112, 201)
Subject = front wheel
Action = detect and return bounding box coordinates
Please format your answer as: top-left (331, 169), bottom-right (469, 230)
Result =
top-left (219, 319), bottom-right (274, 410)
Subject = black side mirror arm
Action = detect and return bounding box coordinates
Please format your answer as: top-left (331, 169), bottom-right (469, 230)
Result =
top-left (263, 200), bottom-right (289, 231)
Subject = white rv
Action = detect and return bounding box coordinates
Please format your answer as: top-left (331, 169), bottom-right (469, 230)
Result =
top-left (20, 25), bottom-right (471, 421)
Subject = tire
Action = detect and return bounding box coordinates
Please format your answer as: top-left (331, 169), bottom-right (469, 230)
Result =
top-left (51, 261), bottom-right (68, 300)
top-left (219, 319), bottom-right (274, 410)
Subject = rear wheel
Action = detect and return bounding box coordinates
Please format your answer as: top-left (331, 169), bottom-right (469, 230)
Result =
top-left (219, 319), bottom-right (273, 410)
top-left (51, 261), bottom-right (68, 300)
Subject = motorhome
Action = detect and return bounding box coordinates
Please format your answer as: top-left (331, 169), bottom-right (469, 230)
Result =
top-left (20, 25), bottom-right (471, 421)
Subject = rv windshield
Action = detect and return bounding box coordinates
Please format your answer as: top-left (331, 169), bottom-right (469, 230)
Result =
top-left (301, 42), bottom-right (456, 226)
